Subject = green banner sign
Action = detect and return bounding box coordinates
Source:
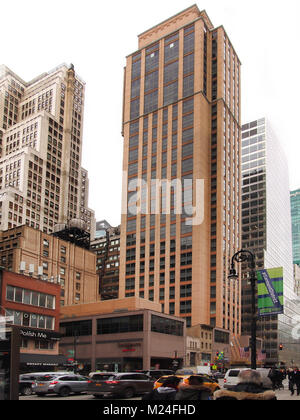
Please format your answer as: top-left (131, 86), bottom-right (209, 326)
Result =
top-left (257, 267), bottom-right (284, 317)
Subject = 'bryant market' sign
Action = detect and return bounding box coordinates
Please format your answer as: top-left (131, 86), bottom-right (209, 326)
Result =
top-left (19, 327), bottom-right (61, 342)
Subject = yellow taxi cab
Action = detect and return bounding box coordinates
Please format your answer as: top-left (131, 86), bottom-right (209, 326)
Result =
top-left (153, 373), bottom-right (220, 393)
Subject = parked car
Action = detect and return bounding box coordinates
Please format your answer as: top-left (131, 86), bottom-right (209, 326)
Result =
top-left (175, 366), bottom-right (212, 376)
top-left (32, 374), bottom-right (90, 397)
top-left (19, 372), bottom-right (70, 396)
top-left (88, 371), bottom-right (116, 378)
top-left (223, 368), bottom-right (272, 390)
top-left (212, 371), bottom-right (225, 380)
top-left (138, 369), bottom-right (175, 380)
top-left (88, 372), bottom-right (154, 399)
top-left (175, 368), bottom-right (197, 375)
top-left (19, 374), bottom-right (37, 396)
top-left (154, 374), bottom-right (220, 393)
top-left (175, 368), bottom-right (218, 383)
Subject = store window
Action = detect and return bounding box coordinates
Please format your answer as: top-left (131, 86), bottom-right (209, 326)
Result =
top-left (97, 315), bottom-right (143, 335)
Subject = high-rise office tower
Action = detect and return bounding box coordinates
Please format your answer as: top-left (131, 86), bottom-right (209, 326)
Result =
top-left (120, 5), bottom-right (242, 332)
top-left (0, 64), bottom-right (95, 238)
top-left (291, 188), bottom-right (300, 265)
top-left (90, 220), bottom-right (121, 301)
top-left (241, 118), bottom-right (300, 366)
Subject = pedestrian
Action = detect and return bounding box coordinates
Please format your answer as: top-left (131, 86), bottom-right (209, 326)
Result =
top-left (214, 369), bottom-right (277, 401)
top-left (281, 368), bottom-right (287, 380)
top-left (288, 368), bottom-right (294, 395)
top-left (174, 375), bottom-right (212, 400)
top-left (268, 367), bottom-right (283, 390)
top-left (142, 375), bottom-right (181, 400)
top-left (288, 367), bottom-right (300, 396)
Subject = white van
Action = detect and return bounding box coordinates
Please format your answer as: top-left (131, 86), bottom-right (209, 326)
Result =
top-left (223, 368), bottom-right (272, 390)
top-left (176, 366), bottom-right (212, 376)
top-left (196, 366), bottom-right (211, 376)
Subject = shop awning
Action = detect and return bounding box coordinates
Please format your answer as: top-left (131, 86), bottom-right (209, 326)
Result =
top-left (20, 353), bottom-right (68, 368)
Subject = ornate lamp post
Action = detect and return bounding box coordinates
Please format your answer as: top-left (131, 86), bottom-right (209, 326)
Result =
top-left (228, 249), bottom-right (257, 370)
top-left (73, 330), bottom-right (79, 374)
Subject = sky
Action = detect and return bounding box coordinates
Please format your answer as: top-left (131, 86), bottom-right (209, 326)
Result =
top-left (1, 0), bottom-right (300, 226)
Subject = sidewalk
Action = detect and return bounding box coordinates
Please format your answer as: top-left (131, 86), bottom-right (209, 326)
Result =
top-left (275, 380), bottom-right (300, 401)
top-left (276, 389), bottom-right (300, 400)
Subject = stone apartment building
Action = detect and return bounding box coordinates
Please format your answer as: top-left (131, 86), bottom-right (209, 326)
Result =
top-left (0, 64), bottom-right (95, 238)
top-left (186, 324), bottom-right (213, 366)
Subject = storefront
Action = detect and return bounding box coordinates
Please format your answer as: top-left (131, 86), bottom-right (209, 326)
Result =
top-left (95, 357), bottom-right (141, 373)
top-left (0, 270), bottom-right (63, 374)
top-left (17, 326), bottom-right (67, 373)
top-left (59, 308), bottom-right (186, 373)
top-left (19, 353), bottom-right (68, 373)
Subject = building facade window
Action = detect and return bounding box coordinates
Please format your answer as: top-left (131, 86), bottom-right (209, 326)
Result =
top-left (97, 315), bottom-right (143, 334)
top-left (6, 285), bottom-right (55, 309)
top-left (151, 315), bottom-right (183, 336)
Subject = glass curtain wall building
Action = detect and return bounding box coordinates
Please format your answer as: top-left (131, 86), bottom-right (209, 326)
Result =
top-left (291, 188), bottom-right (300, 265)
top-left (120, 5), bottom-right (242, 333)
top-left (241, 118), bottom-right (300, 366)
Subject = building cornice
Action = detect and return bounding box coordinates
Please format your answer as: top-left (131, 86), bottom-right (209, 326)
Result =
top-left (138, 5), bottom-right (213, 50)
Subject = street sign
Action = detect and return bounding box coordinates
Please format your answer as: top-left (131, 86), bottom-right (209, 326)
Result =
top-left (257, 267), bottom-right (284, 316)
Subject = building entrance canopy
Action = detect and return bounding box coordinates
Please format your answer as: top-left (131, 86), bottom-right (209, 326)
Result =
top-left (20, 353), bottom-right (67, 369)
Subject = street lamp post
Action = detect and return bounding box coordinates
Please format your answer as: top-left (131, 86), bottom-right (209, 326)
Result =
top-left (228, 249), bottom-right (257, 370)
top-left (73, 330), bottom-right (79, 374)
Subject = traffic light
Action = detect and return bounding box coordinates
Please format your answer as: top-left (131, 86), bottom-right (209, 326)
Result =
top-left (279, 344), bottom-right (283, 351)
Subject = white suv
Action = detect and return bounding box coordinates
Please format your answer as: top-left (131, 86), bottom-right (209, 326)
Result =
top-left (223, 368), bottom-right (272, 390)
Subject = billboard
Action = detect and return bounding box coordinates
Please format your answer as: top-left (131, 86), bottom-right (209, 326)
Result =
top-left (257, 267), bottom-right (284, 317)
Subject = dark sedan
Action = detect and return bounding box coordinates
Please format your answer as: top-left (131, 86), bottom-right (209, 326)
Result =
top-left (88, 372), bottom-right (154, 399)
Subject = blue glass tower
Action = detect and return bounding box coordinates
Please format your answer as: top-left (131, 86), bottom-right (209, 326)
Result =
top-left (291, 188), bottom-right (300, 265)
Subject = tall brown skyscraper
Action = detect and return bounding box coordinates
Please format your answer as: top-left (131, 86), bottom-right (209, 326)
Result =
top-left (120, 5), bottom-right (242, 334)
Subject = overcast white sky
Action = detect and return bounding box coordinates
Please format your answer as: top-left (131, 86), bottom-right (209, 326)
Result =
top-left (2, 0), bottom-right (300, 226)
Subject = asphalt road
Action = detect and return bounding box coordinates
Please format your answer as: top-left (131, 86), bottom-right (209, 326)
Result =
top-left (19, 379), bottom-right (300, 401)
top-left (20, 393), bottom-right (141, 400)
